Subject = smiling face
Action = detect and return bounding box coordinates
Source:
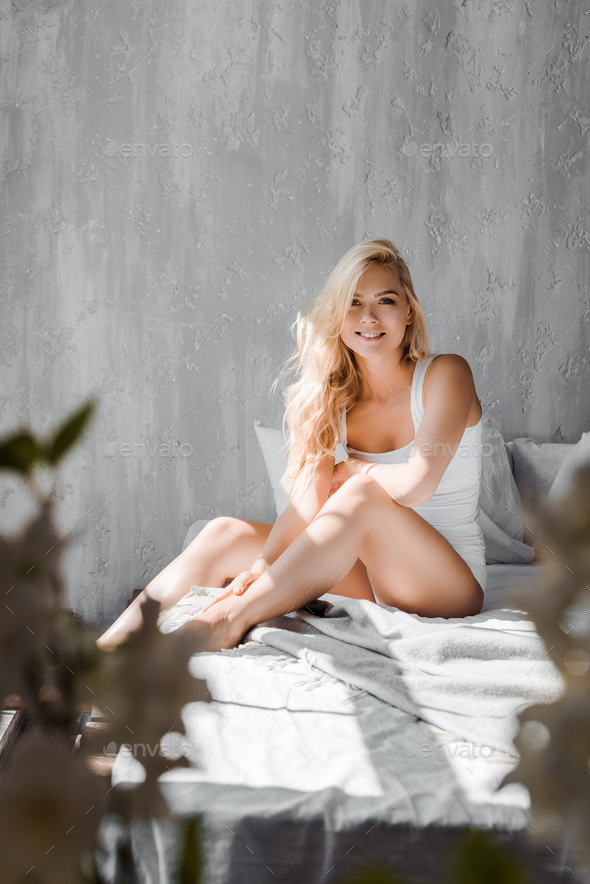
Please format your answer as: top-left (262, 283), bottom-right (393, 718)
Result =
top-left (339, 265), bottom-right (414, 359)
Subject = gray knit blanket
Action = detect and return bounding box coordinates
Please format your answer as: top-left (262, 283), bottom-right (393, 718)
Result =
top-left (245, 596), bottom-right (564, 758)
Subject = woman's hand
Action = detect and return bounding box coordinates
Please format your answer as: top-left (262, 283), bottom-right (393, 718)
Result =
top-left (328, 456), bottom-right (370, 496)
top-left (200, 557), bottom-right (269, 612)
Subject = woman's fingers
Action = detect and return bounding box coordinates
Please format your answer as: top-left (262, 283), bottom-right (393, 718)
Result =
top-left (201, 568), bottom-right (259, 611)
top-left (232, 570), bottom-right (254, 595)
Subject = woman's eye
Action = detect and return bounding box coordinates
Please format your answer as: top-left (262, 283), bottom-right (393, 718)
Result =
top-left (350, 298), bottom-right (395, 306)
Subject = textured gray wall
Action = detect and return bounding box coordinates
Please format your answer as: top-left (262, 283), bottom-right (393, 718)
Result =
top-left (1, 1), bottom-right (588, 626)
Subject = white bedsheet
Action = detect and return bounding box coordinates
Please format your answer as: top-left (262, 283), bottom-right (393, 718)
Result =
top-left (113, 563), bottom-right (552, 824)
top-left (105, 563), bottom-right (577, 884)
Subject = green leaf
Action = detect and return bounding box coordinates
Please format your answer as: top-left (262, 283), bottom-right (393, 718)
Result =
top-left (44, 399), bottom-right (97, 466)
top-left (174, 815), bottom-right (206, 884)
top-left (0, 432), bottom-right (40, 474)
top-left (447, 828), bottom-right (529, 884)
top-left (335, 866), bottom-right (410, 884)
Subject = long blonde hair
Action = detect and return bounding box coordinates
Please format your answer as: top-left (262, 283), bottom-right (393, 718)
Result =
top-left (270, 238), bottom-right (430, 499)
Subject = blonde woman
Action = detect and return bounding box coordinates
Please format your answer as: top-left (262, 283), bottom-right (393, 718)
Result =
top-left (97, 238), bottom-right (486, 653)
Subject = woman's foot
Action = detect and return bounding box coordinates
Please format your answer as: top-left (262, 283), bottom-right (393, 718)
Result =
top-left (172, 593), bottom-right (247, 652)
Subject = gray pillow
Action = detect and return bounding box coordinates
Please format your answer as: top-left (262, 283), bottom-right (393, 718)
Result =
top-left (479, 510), bottom-right (535, 566)
top-left (479, 418), bottom-right (524, 548)
top-left (506, 437), bottom-right (575, 498)
top-left (548, 432), bottom-right (590, 499)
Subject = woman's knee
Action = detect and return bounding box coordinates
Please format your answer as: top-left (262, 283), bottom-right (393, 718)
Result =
top-left (193, 516), bottom-right (239, 544)
top-left (340, 473), bottom-right (387, 506)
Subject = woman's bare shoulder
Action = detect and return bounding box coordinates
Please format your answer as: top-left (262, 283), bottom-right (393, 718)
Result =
top-left (423, 353), bottom-right (479, 413)
top-left (425, 352), bottom-right (473, 381)
top-left (430, 351), bottom-right (471, 367)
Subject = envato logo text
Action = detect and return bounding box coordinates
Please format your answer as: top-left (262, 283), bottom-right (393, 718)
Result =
top-left (103, 439), bottom-right (193, 458)
top-left (103, 740), bottom-right (193, 759)
top-left (103, 142), bottom-right (193, 159)
top-left (404, 741), bottom-right (494, 759)
top-left (413, 441), bottom-right (494, 459)
top-left (402, 141), bottom-right (493, 159)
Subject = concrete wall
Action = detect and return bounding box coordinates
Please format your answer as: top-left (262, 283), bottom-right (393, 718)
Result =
top-left (1, 1), bottom-right (588, 625)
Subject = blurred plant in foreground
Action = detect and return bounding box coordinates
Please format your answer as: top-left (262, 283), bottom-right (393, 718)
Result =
top-left (333, 828), bottom-right (528, 884)
top-left (0, 401), bottom-right (209, 883)
top-left (501, 464), bottom-right (590, 873)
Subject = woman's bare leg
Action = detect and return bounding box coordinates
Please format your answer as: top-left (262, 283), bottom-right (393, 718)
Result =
top-left (175, 474), bottom-right (483, 652)
top-left (96, 517), bottom-right (273, 651)
top-left (325, 556), bottom-right (376, 602)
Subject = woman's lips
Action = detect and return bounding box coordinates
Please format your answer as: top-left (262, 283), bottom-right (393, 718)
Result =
top-left (356, 332), bottom-right (385, 341)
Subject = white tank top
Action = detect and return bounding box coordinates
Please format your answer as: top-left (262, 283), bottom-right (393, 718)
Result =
top-left (339, 353), bottom-right (487, 587)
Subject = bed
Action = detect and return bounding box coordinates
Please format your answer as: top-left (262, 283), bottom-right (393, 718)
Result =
top-left (98, 421), bottom-right (590, 883)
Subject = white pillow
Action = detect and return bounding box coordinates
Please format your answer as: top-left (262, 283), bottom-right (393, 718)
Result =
top-left (253, 421), bottom-right (348, 517)
top-left (548, 432), bottom-right (590, 499)
top-left (253, 422), bottom-right (290, 516)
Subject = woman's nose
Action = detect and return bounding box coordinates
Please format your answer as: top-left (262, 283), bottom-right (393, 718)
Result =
top-left (360, 306), bottom-right (378, 321)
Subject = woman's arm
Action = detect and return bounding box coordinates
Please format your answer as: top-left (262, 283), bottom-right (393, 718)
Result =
top-left (201, 452), bottom-right (337, 611)
top-left (338, 355), bottom-right (477, 508)
top-left (256, 452), bottom-right (335, 567)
